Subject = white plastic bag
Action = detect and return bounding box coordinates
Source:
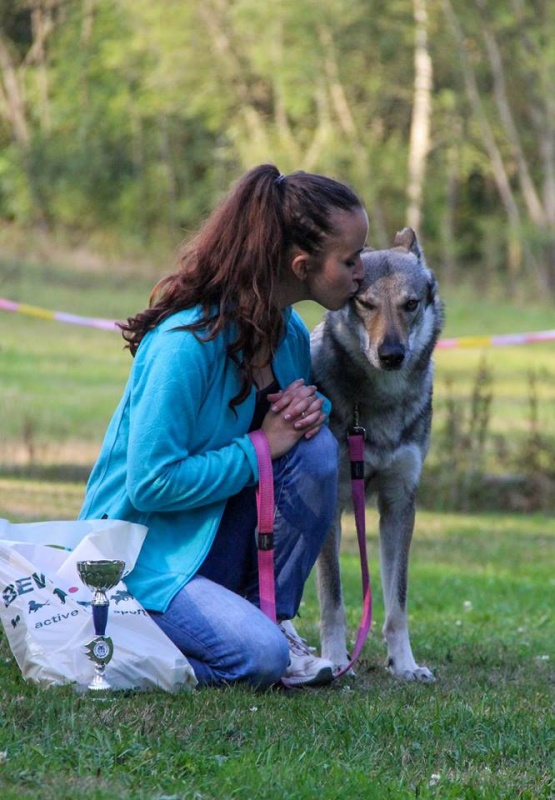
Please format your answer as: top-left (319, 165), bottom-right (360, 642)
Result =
top-left (0, 518), bottom-right (197, 692)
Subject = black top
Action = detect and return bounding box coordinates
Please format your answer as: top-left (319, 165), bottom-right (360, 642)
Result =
top-left (249, 379), bottom-right (280, 432)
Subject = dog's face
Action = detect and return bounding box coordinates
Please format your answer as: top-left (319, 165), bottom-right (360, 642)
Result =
top-left (345, 227), bottom-right (441, 371)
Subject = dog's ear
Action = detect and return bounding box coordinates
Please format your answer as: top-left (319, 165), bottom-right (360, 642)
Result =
top-left (426, 273), bottom-right (438, 306)
top-left (393, 227), bottom-right (422, 258)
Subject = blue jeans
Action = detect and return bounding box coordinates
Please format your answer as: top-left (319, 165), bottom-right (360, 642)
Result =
top-left (149, 427), bottom-right (338, 688)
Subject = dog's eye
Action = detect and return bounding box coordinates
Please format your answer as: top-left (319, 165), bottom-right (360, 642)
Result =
top-left (355, 298), bottom-right (375, 311)
top-left (404, 299), bottom-right (419, 312)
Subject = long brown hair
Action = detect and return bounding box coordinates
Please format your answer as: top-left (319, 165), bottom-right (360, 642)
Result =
top-left (120, 163), bottom-right (362, 407)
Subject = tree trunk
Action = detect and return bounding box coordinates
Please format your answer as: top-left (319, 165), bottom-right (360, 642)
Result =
top-left (474, 0), bottom-right (545, 227)
top-left (198, 0), bottom-right (270, 158)
top-left (0, 34), bottom-right (30, 145)
top-left (406, 0), bottom-right (432, 233)
top-left (442, 0), bottom-right (524, 286)
top-left (318, 25), bottom-right (388, 248)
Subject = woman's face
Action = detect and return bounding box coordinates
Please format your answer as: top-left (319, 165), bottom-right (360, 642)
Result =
top-left (306, 207), bottom-right (369, 311)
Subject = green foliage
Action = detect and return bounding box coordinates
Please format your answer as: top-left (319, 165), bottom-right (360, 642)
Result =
top-left (1, 0), bottom-right (553, 291)
top-left (0, 143), bottom-right (35, 223)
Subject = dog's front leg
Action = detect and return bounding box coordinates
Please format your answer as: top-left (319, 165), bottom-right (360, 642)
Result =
top-left (378, 483), bottom-right (434, 682)
top-left (316, 511), bottom-right (350, 671)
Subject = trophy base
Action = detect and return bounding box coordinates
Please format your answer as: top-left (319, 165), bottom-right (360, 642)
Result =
top-left (87, 673), bottom-right (113, 692)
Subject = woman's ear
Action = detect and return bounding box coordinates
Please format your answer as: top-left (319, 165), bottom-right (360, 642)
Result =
top-left (290, 251), bottom-right (311, 281)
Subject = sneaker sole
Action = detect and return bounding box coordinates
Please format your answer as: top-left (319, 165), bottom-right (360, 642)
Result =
top-left (281, 665), bottom-right (334, 688)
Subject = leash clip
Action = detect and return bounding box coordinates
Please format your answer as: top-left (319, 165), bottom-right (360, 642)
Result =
top-left (349, 425), bottom-right (366, 439)
top-left (349, 404), bottom-right (366, 479)
top-left (349, 403), bottom-right (366, 440)
top-left (256, 529), bottom-right (274, 552)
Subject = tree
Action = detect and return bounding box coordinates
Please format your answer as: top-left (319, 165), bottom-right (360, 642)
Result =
top-left (441, 0), bottom-right (555, 292)
top-left (0, 0), bottom-right (553, 298)
top-left (0, 0), bottom-right (65, 226)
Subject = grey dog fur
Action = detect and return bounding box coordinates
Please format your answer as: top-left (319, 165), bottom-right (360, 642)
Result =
top-left (311, 227), bottom-right (444, 680)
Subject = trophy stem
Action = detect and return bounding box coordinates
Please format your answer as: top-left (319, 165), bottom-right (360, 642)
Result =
top-left (92, 602), bottom-right (109, 637)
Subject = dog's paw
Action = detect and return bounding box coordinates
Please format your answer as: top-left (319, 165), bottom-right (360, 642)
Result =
top-left (388, 658), bottom-right (435, 682)
top-left (329, 657), bottom-right (354, 677)
top-left (404, 666), bottom-right (435, 683)
top-left (321, 645), bottom-right (351, 673)
top-left (333, 663), bottom-right (356, 678)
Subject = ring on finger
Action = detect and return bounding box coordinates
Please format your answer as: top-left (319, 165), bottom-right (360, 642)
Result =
top-left (300, 411), bottom-right (307, 418)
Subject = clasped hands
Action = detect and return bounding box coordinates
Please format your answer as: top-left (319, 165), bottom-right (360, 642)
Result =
top-left (261, 378), bottom-right (326, 459)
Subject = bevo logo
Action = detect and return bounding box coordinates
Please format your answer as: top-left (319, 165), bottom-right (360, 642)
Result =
top-left (2, 572), bottom-right (68, 608)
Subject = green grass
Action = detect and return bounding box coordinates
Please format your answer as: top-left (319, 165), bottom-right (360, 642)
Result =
top-left (1, 258), bottom-right (151, 455)
top-left (1, 260), bottom-right (554, 457)
top-left (1, 510), bottom-right (553, 799)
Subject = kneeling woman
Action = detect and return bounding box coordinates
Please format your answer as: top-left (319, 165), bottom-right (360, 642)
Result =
top-left (80, 164), bottom-right (368, 688)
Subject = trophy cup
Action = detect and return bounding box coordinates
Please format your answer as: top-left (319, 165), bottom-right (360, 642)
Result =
top-left (77, 559), bottom-right (126, 691)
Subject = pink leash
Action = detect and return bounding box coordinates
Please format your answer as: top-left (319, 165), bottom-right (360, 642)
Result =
top-left (248, 430), bottom-right (277, 623)
top-left (333, 425), bottom-right (373, 678)
top-left (249, 424), bottom-right (373, 677)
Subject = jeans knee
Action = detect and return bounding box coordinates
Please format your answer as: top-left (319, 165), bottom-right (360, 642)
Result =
top-left (243, 623), bottom-right (290, 689)
top-left (297, 426), bottom-right (339, 485)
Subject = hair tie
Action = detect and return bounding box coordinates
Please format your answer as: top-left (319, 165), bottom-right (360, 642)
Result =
top-left (274, 173), bottom-right (286, 186)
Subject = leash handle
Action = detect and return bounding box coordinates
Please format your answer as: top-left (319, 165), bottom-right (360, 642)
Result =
top-left (334, 429), bottom-right (373, 679)
top-left (248, 430), bottom-right (277, 623)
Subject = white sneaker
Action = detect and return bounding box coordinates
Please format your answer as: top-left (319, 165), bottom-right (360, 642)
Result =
top-left (279, 620), bottom-right (334, 688)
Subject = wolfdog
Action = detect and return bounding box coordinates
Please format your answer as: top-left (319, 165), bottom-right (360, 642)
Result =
top-left (310, 227), bottom-right (443, 681)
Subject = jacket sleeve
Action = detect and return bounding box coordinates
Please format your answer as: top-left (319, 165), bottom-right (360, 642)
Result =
top-left (124, 326), bottom-right (258, 513)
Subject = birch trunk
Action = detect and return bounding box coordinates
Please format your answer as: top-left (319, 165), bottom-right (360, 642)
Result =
top-left (318, 25), bottom-right (388, 247)
top-left (442, 0), bottom-right (524, 283)
top-left (406, 0), bottom-right (432, 233)
top-left (0, 35), bottom-right (30, 145)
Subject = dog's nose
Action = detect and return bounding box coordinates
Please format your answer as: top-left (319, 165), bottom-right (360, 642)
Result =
top-left (378, 341), bottom-right (405, 370)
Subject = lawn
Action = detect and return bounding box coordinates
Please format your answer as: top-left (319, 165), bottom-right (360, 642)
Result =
top-left (0, 509), bottom-right (553, 799)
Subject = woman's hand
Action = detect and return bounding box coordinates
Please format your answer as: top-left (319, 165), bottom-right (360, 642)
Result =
top-left (260, 379), bottom-right (326, 459)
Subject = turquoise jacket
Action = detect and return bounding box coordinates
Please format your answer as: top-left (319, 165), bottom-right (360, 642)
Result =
top-left (79, 306), bottom-right (327, 612)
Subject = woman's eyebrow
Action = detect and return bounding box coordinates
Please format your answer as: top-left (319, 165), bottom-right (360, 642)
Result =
top-left (348, 246), bottom-right (365, 259)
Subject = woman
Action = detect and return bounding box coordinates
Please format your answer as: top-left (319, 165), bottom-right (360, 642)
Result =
top-left (80, 164), bottom-right (368, 689)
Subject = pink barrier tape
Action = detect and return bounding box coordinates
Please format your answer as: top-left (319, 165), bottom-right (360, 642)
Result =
top-left (0, 297), bottom-right (120, 332)
top-left (1, 296), bottom-right (555, 346)
top-left (437, 330), bottom-right (555, 349)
